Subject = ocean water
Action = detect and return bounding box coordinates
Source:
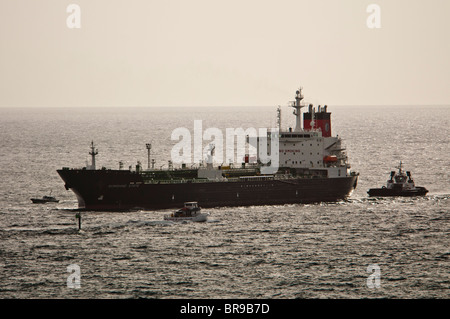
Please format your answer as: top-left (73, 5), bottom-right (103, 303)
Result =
top-left (0, 105), bottom-right (449, 299)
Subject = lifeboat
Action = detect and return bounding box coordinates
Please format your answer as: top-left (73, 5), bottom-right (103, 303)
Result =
top-left (323, 155), bottom-right (338, 163)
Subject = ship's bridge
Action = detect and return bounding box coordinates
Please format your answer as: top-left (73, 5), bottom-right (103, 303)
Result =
top-left (253, 88), bottom-right (349, 176)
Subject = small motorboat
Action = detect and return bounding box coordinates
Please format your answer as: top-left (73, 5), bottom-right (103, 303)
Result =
top-left (164, 202), bottom-right (208, 222)
top-left (367, 161), bottom-right (428, 197)
top-left (31, 195), bottom-right (59, 204)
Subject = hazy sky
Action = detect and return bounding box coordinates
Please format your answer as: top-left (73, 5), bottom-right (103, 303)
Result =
top-left (1, 0), bottom-right (449, 107)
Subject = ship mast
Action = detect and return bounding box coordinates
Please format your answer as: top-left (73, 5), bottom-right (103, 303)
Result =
top-left (290, 88), bottom-right (306, 132)
top-left (89, 141), bottom-right (98, 170)
top-left (277, 106), bottom-right (282, 131)
top-left (397, 161), bottom-right (404, 175)
top-left (146, 143), bottom-right (152, 170)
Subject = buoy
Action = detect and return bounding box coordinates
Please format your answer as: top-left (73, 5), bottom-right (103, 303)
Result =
top-left (75, 212), bottom-right (82, 231)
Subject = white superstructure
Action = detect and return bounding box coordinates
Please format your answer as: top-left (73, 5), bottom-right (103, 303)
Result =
top-left (259, 88), bottom-right (352, 178)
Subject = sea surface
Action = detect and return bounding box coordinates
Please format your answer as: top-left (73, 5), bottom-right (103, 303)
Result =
top-left (0, 105), bottom-right (449, 299)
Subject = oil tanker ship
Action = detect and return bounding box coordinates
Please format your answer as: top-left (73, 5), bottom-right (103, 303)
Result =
top-left (57, 89), bottom-right (359, 210)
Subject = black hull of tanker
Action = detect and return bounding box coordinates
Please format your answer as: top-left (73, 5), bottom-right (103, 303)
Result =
top-left (57, 169), bottom-right (358, 211)
top-left (367, 186), bottom-right (428, 197)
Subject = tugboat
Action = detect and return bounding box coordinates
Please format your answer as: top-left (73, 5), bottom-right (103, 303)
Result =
top-left (367, 162), bottom-right (428, 197)
top-left (31, 193), bottom-right (59, 204)
top-left (164, 202), bottom-right (208, 222)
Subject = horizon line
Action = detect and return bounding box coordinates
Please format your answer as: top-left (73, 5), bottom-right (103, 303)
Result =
top-left (0, 104), bottom-right (449, 108)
